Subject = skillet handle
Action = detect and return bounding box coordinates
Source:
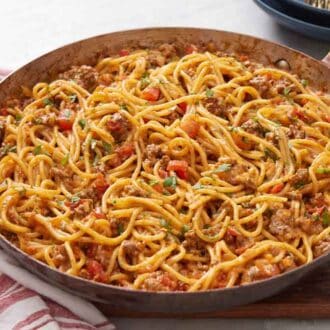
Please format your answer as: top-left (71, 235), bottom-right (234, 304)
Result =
top-left (322, 52), bottom-right (330, 68)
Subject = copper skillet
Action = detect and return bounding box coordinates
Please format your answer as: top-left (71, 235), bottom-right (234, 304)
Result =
top-left (0, 28), bottom-right (330, 314)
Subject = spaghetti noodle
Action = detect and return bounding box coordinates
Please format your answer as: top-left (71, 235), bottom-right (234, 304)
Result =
top-left (0, 43), bottom-right (329, 291)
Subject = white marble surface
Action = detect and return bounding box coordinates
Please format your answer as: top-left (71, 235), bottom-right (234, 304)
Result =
top-left (0, 0), bottom-right (329, 329)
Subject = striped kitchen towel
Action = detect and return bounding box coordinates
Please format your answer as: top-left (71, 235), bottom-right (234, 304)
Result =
top-left (0, 250), bottom-right (115, 330)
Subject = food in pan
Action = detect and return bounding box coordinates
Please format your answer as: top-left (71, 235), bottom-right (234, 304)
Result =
top-left (0, 43), bottom-right (329, 292)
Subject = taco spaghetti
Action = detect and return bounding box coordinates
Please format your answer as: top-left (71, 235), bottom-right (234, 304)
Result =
top-left (0, 43), bottom-right (329, 291)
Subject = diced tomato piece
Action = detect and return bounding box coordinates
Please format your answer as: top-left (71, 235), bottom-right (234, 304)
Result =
top-left (152, 183), bottom-right (163, 193)
top-left (107, 119), bottom-right (122, 131)
top-left (292, 108), bottom-right (308, 122)
top-left (232, 131), bottom-right (253, 150)
top-left (167, 160), bottom-right (189, 180)
top-left (300, 98), bottom-right (309, 106)
top-left (177, 102), bottom-right (187, 115)
top-left (142, 87), bottom-right (161, 101)
top-left (116, 143), bottom-right (134, 161)
top-left (92, 207), bottom-right (106, 219)
top-left (227, 227), bottom-right (240, 237)
top-left (86, 260), bottom-right (107, 282)
top-left (57, 109), bottom-right (75, 131)
top-left (270, 183), bottom-right (284, 194)
top-left (92, 173), bottom-right (109, 196)
top-left (325, 116), bottom-right (330, 123)
top-left (159, 169), bottom-right (168, 178)
top-left (119, 49), bottom-right (130, 56)
top-left (0, 108), bottom-right (9, 116)
top-left (185, 44), bottom-right (198, 54)
top-left (181, 118), bottom-right (200, 138)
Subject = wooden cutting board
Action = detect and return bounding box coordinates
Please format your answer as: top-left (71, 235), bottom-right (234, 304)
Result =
top-left (95, 262), bottom-right (330, 318)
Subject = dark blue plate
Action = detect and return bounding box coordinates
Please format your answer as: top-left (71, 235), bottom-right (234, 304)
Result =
top-left (282, 0), bottom-right (330, 27)
top-left (254, 0), bottom-right (330, 41)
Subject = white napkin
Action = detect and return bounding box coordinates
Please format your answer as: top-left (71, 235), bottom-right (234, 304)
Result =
top-left (0, 250), bottom-right (115, 330)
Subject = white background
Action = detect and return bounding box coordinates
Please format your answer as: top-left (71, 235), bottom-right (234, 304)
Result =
top-left (0, 0), bottom-right (329, 329)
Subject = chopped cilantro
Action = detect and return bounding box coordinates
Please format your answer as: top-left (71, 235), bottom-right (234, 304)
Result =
top-left (69, 94), bottom-right (77, 103)
top-left (43, 98), bottom-right (53, 106)
top-left (78, 119), bottom-right (86, 129)
top-left (214, 163), bottom-right (232, 173)
top-left (181, 224), bottom-right (190, 235)
top-left (301, 79), bottom-right (308, 88)
top-left (1, 145), bottom-right (17, 155)
top-left (205, 88), bottom-right (214, 97)
top-left (61, 153), bottom-right (69, 166)
top-left (117, 223), bottom-right (125, 234)
top-left (293, 181), bottom-right (305, 189)
top-left (203, 223), bottom-right (211, 229)
top-left (33, 145), bottom-right (42, 155)
top-left (14, 186), bottom-right (26, 196)
top-left (112, 199), bottom-right (117, 205)
top-left (93, 155), bottom-right (100, 166)
top-left (63, 109), bottom-right (71, 118)
top-left (283, 87), bottom-right (291, 96)
top-left (148, 179), bottom-right (159, 186)
top-left (162, 190), bottom-right (171, 196)
top-left (193, 183), bottom-right (205, 189)
top-left (316, 168), bottom-right (330, 175)
top-left (33, 117), bottom-right (43, 125)
top-left (120, 104), bottom-right (128, 111)
top-left (264, 148), bottom-right (278, 161)
top-left (160, 219), bottom-right (172, 233)
top-left (15, 114), bottom-right (22, 122)
top-left (163, 176), bottom-right (177, 188)
top-left (102, 141), bottom-right (112, 154)
top-left (71, 195), bottom-right (80, 203)
top-left (322, 209), bottom-right (330, 226)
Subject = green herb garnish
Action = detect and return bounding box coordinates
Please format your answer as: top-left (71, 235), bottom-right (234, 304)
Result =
top-left (264, 148), bottom-right (278, 161)
top-left (283, 87), bottom-right (291, 96)
top-left (14, 186), bottom-right (26, 196)
top-left (193, 183), bottom-right (205, 189)
top-left (148, 179), bottom-right (159, 186)
top-left (117, 223), bottom-right (125, 235)
top-left (293, 181), bottom-right (305, 189)
top-left (160, 219), bottom-right (172, 233)
top-left (214, 163), bottom-right (232, 173)
top-left (15, 114), bottom-right (22, 122)
top-left (181, 224), bottom-right (190, 235)
top-left (322, 209), bottom-right (330, 226)
top-left (1, 145), bottom-right (17, 155)
top-left (163, 176), bottom-right (177, 188)
top-left (69, 94), bottom-right (77, 103)
top-left (71, 195), bottom-right (80, 203)
top-left (102, 141), bottom-right (112, 154)
top-left (61, 153), bottom-right (69, 166)
top-left (63, 109), bottom-right (71, 118)
top-left (43, 98), bottom-right (53, 106)
top-left (316, 167), bottom-right (330, 175)
top-left (33, 145), bottom-right (42, 155)
top-left (301, 79), bottom-right (308, 88)
top-left (33, 118), bottom-right (43, 125)
top-left (78, 119), bottom-right (86, 129)
top-left (205, 88), bottom-right (214, 97)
